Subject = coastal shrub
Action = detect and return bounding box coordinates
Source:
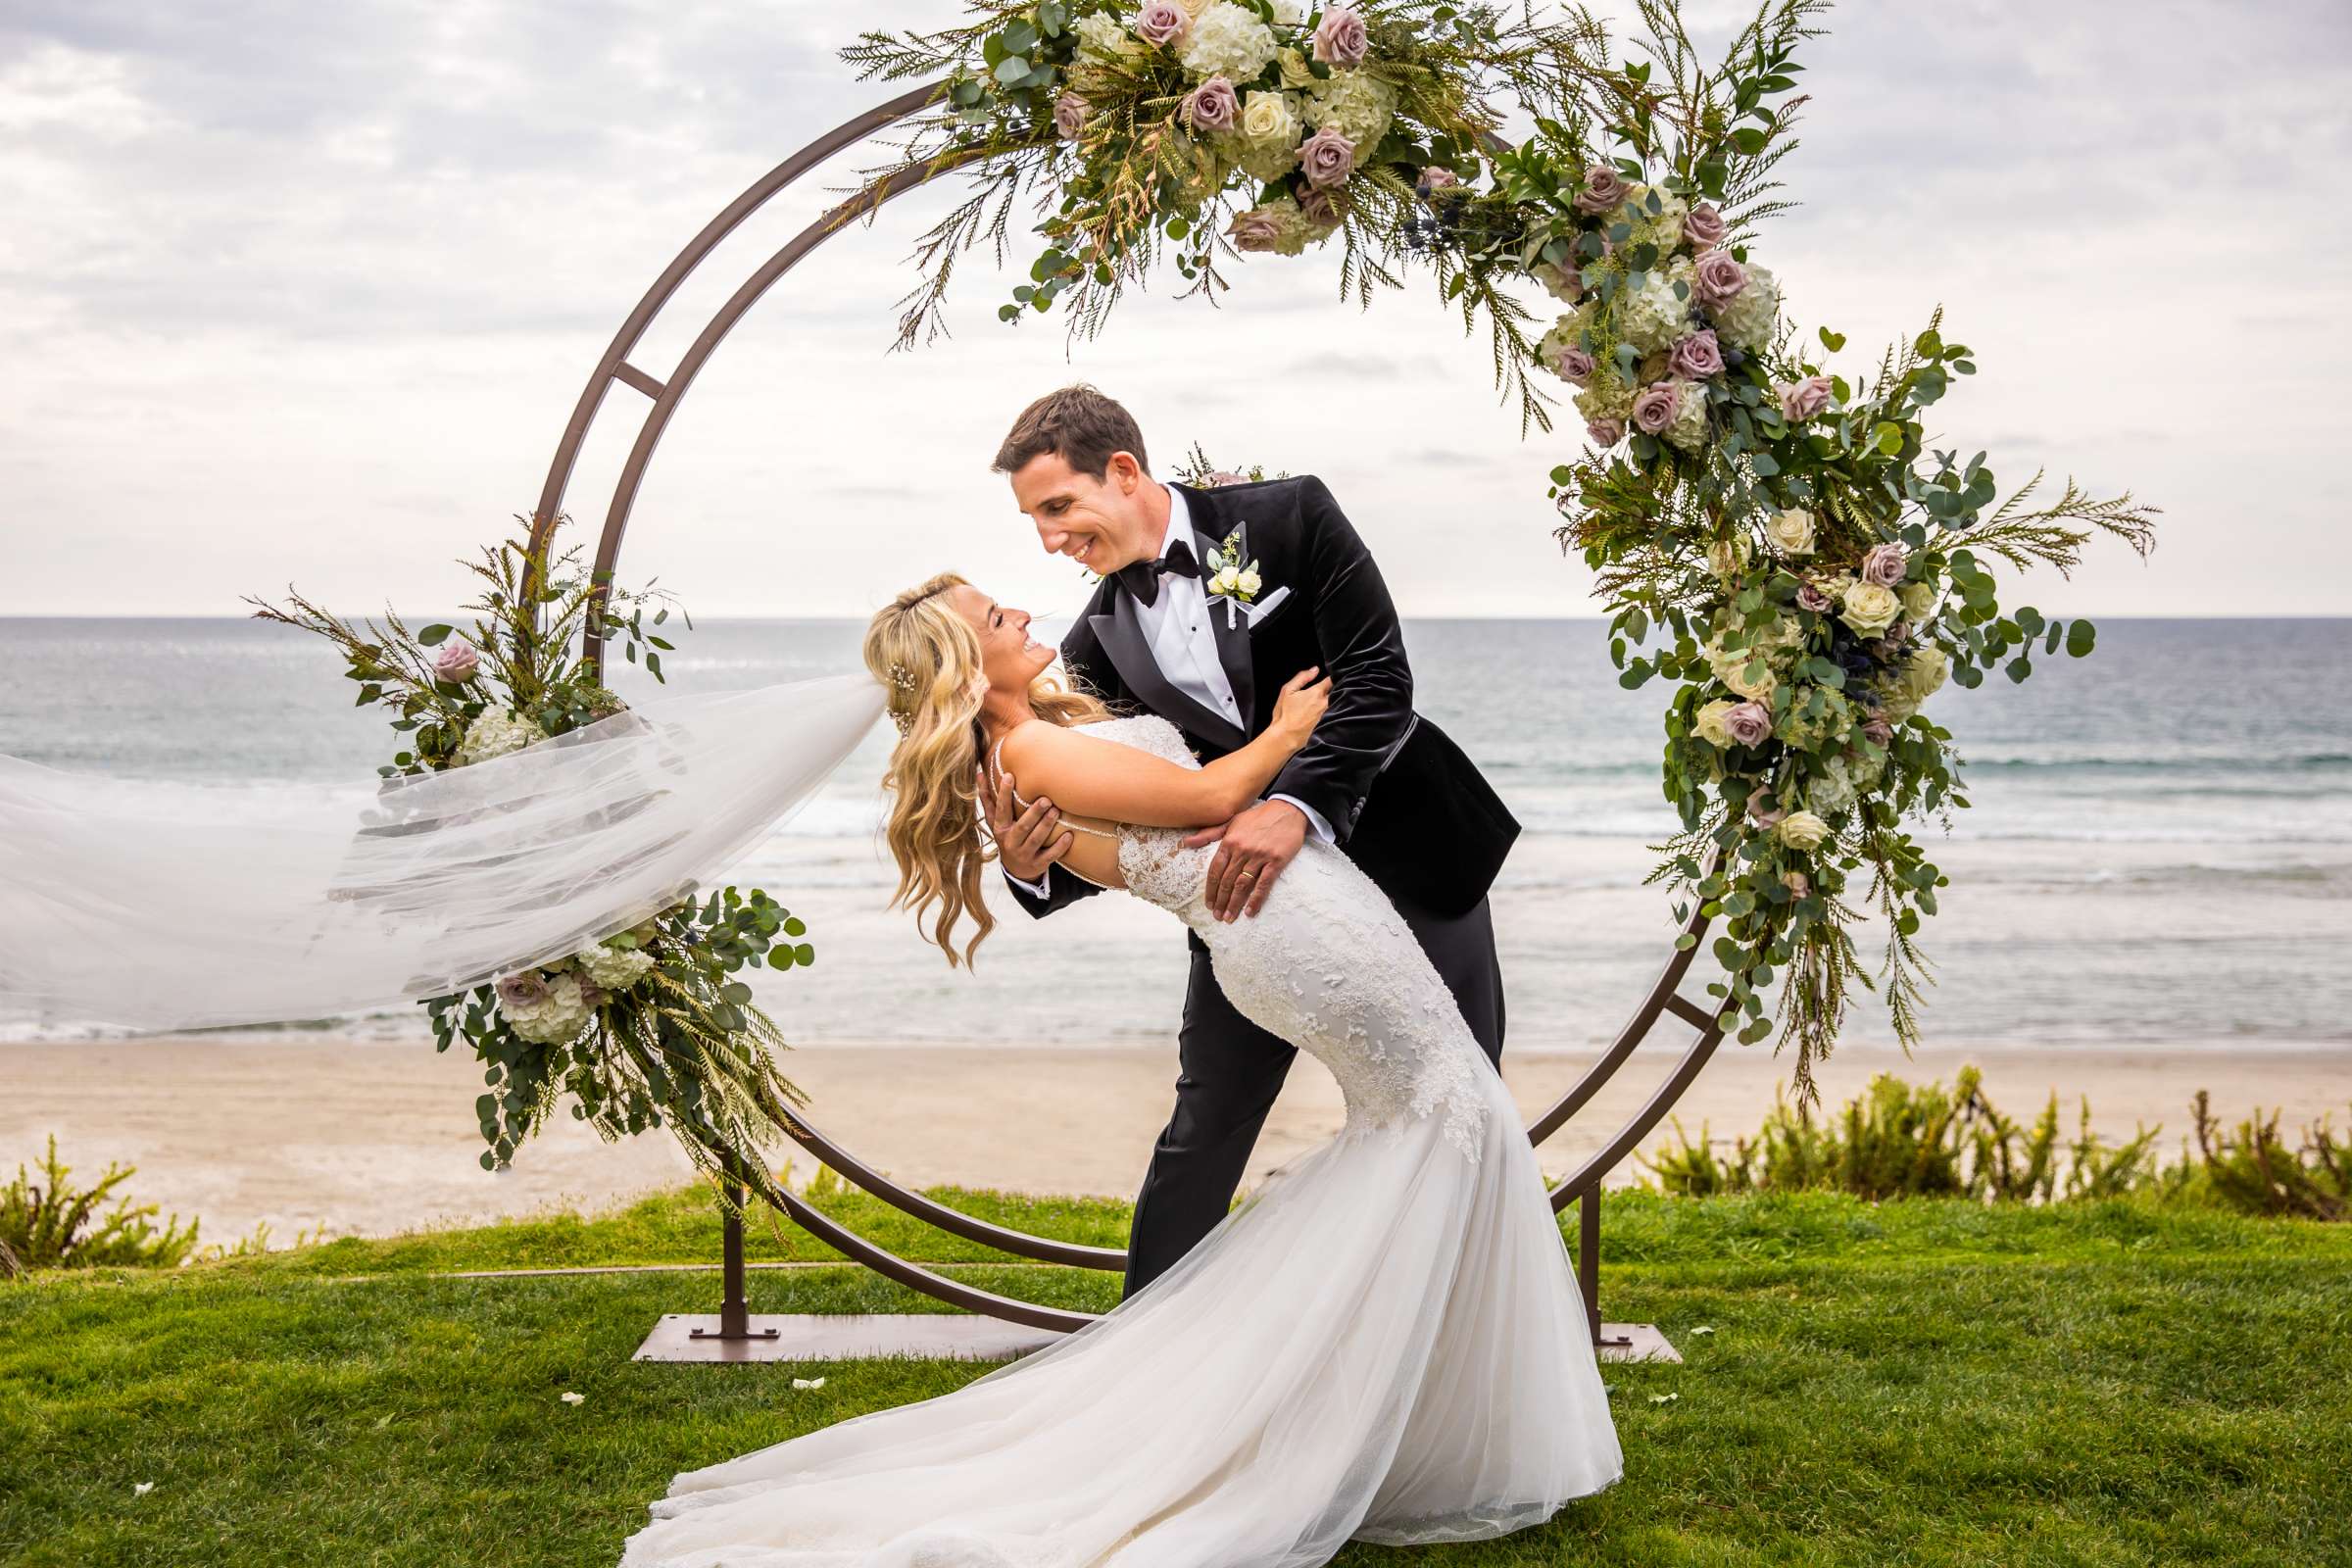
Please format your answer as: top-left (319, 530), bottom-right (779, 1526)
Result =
top-left (0, 1136), bottom-right (200, 1273)
top-left (1640, 1067), bottom-right (2173, 1203)
top-left (2191, 1092), bottom-right (2349, 1221)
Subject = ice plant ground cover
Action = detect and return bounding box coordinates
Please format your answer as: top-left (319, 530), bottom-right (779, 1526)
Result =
top-left (843, 0), bottom-right (2159, 1099)
top-left (3, 1184), bottom-right (2346, 1566)
top-left (248, 522), bottom-right (818, 1206)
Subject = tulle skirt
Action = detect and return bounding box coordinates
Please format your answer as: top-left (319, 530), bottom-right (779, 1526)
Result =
top-left (618, 1063), bottom-right (1622, 1567)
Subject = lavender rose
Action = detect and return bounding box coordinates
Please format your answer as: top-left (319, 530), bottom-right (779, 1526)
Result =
top-left (1552, 346), bottom-right (1597, 384)
top-left (1298, 184), bottom-right (1347, 228)
top-left (1298, 124), bottom-right (1356, 188)
top-left (1417, 166), bottom-right (1459, 194)
top-left (1311, 4), bottom-right (1369, 67)
top-left (433, 639), bottom-right (481, 682)
top-left (1777, 374), bottom-right (1834, 422)
top-left (1585, 416), bottom-right (1626, 448)
top-left (1203, 470), bottom-right (1249, 487)
top-left (1782, 869), bottom-right (1812, 899)
top-left (1795, 579), bottom-right (1836, 614)
top-left (1861, 541), bottom-right (1909, 589)
top-left (495, 971), bottom-right (550, 1010)
top-left (1862, 714), bottom-right (1895, 747)
top-left (1683, 200), bottom-right (1728, 249)
top-left (1572, 164), bottom-right (1630, 216)
top-left (1746, 791), bottom-right (1788, 828)
top-left (1185, 76), bottom-right (1238, 134)
top-left (1725, 701), bottom-right (1774, 749)
top-left (1630, 379), bottom-right (1683, 435)
top-left (1691, 248), bottom-right (1747, 309)
top-left (1879, 620), bottom-right (1911, 652)
top-left (1668, 328), bottom-right (1724, 380)
top-left (1137, 2), bottom-right (1192, 48)
top-left (1053, 91), bottom-right (1088, 142)
top-left (1226, 205), bottom-right (1284, 252)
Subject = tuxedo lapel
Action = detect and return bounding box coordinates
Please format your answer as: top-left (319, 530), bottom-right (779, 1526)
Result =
top-left (1088, 591), bottom-right (1250, 754)
top-left (1174, 483), bottom-right (1261, 739)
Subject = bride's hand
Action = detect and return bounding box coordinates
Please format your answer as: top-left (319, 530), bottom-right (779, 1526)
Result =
top-left (1270, 666), bottom-right (1330, 752)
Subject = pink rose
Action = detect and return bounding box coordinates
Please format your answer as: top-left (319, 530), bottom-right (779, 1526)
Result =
top-left (1298, 124), bottom-right (1356, 189)
top-left (1552, 346), bottom-right (1597, 384)
top-left (1136, 2), bottom-right (1191, 48)
top-left (1783, 870), bottom-right (1812, 899)
top-left (1691, 248), bottom-right (1747, 308)
top-left (1586, 416), bottom-right (1626, 448)
top-left (1668, 328), bottom-right (1724, 380)
top-left (1630, 379), bottom-right (1683, 435)
top-left (1226, 206), bottom-right (1284, 252)
top-left (1203, 470), bottom-right (1249, 487)
top-left (433, 639), bottom-right (481, 682)
top-left (575, 979), bottom-right (608, 1010)
top-left (1053, 90), bottom-right (1088, 142)
top-left (1725, 701), bottom-right (1774, 748)
top-left (1298, 184), bottom-right (1347, 228)
top-left (1312, 4), bottom-right (1369, 67)
top-left (1880, 620), bottom-right (1911, 651)
top-left (1777, 374), bottom-right (1834, 422)
top-left (1862, 542), bottom-right (1908, 589)
top-left (1572, 164), bottom-right (1630, 216)
top-left (1185, 76), bottom-right (1237, 134)
top-left (1862, 715), bottom-right (1894, 747)
top-left (1683, 201), bottom-right (1727, 249)
top-left (1795, 580), bottom-right (1835, 614)
top-left (1417, 166), bottom-right (1459, 193)
top-left (1746, 792), bottom-right (1788, 829)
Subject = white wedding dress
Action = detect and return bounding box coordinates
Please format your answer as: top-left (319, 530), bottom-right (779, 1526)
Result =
top-left (619, 713), bottom-right (1622, 1567)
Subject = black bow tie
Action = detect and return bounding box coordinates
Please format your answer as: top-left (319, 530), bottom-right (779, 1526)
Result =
top-left (1111, 534), bottom-right (1203, 608)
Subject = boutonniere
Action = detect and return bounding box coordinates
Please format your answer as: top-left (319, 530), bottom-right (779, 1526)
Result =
top-left (1202, 525), bottom-right (1266, 627)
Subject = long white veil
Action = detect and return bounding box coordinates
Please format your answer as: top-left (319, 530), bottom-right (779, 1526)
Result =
top-left (0, 673), bottom-right (883, 1032)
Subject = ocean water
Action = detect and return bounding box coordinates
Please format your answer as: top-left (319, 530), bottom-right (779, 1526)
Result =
top-left (2, 615), bottom-right (2347, 1054)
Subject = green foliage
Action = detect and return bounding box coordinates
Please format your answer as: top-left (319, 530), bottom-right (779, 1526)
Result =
top-left (0, 1136), bottom-right (199, 1273)
top-left (1640, 1067), bottom-right (2181, 1205)
top-left (2191, 1091), bottom-right (2350, 1221)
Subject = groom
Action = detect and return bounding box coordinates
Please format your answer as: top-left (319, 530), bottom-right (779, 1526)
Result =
top-left (982, 384), bottom-right (1521, 1297)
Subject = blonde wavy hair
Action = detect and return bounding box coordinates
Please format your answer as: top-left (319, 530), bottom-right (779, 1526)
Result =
top-left (863, 572), bottom-right (1111, 967)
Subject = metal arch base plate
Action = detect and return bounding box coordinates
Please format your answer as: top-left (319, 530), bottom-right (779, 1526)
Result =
top-left (533, 83), bottom-right (1739, 1340)
top-left (632, 1313), bottom-right (1676, 1365)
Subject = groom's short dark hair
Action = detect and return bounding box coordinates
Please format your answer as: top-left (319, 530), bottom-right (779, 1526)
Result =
top-left (993, 384), bottom-right (1149, 479)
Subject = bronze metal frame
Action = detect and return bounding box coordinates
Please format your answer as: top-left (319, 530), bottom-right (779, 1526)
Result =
top-left (529, 83), bottom-right (1729, 1346)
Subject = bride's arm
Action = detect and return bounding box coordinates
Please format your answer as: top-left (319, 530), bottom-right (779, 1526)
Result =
top-left (1001, 669), bottom-right (1329, 831)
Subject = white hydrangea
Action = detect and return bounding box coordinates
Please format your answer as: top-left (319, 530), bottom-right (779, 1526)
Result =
top-left (501, 970), bottom-right (592, 1047)
top-left (456, 705), bottom-right (545, 767)
top-left (1573, 374), bottom-right (1634, 424)
top-left (1616, 258), bottom-right (1695, 355)
top-left (575, 941), bottom-right (657, 993)
top-left (1531, 261), bottom-right (1585, 302)
top-left (1072, 12), bottom-right (1136, 59)
top-left (1535, 305), bottom-right (1595, 377)
top-left (1807, 754), bottom-right (1858, 815)
top-left (1626, 184), bottom-right (1689, 257)
top-left (1300, 68), bottom-right (1396, 158)
top-left (1663, 381), bottom-right (1711, 451)
top-left (1178, 2), bottom-right (1279, 83)
top-left (1711, 261), bottom-right (1781, 352)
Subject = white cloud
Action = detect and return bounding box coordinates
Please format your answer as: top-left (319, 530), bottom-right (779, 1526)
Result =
top-left (2, 0), bottom-right (2347, 618)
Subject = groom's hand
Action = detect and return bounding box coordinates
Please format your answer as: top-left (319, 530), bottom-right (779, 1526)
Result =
top-left (1189, 800), bottom-right (1306, 922)
top-left (982, 766), bottom-right (1071, 884)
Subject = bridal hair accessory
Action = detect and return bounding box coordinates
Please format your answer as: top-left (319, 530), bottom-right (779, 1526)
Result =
top-left (887, 662), bottom-right (918, 736)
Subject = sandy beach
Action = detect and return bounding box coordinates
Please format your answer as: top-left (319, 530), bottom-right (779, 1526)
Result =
top-left (4, 1038), bottom-right (2346, 1249)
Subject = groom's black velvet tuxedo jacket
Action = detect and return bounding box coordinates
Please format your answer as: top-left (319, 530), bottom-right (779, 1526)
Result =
top-left (1011, 472), bottom-right (1519, 925)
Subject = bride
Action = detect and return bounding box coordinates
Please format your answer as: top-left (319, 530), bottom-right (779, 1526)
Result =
top-left (617, 572), bottom-right (1622, 1566)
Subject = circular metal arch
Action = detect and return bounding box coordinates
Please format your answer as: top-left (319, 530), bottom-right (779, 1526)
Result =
top-left (530, 83), bottom-right (1730, 1335)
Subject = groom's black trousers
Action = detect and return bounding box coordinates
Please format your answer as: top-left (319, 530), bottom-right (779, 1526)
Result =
top-left (1120, 886), bottom-right (1506, 1298)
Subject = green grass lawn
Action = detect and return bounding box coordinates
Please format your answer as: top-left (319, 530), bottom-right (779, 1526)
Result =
top-left (3, 1186), bottom-right (2347, 1566)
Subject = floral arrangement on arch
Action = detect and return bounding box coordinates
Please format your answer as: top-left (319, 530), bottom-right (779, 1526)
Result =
top-left (854, 0), bottom-right (2158, 1099)
top-left (250, 523), bottom-right (815, 1195)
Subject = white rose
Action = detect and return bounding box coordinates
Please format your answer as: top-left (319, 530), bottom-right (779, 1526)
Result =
top-left (1776, 809), bottom-right (1830, 852)
top-left (1236, 567), bottom-right (1263, 597)
top-left (1838, 580), bottom-right (1901, 637)
top-left (1901, 645), bottom-right (1949, 703)
top-left (1270, 0), bottom-right (1307, 23)
top-left (1704, 534), bottom-right (1751, 580)
top-left (1210, 566), bottom-right (1241, 595)
top-left (1275, 45), bottom-right (1315, 88)
top-left (1704, 631), bottom-right (1778, 701)
top-left (1900, 579), bottom-right (1939, 622)
top-left (1239, 87), bottom-right (1301, 146)
top-left (1692, 698), bottom-right (1740, 749)
top-left (1766, 508), bottom-right (1816, 557)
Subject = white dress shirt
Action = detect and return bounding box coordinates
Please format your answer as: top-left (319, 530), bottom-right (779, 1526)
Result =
top-left (1004, 485), bottom-right (1332, 899)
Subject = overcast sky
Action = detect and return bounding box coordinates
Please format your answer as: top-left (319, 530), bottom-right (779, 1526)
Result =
top-left (3, 0), bottom-right (2347, 620)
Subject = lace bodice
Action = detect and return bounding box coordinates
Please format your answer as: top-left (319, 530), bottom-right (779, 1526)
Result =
top-left (1007, 711), bottom-right (1491, 1162)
